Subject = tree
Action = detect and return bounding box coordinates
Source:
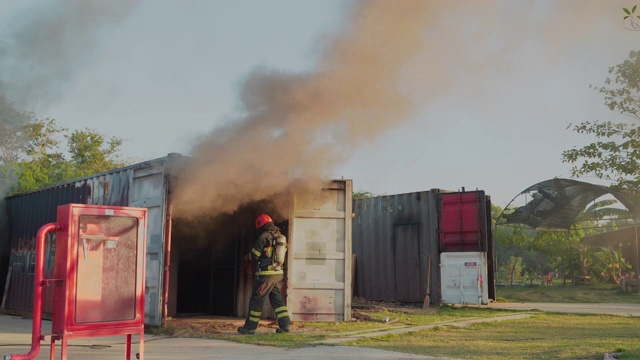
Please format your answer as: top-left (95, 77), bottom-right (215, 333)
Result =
top-left (5, 118), bottom-right (129, 195)
top-left (493, 204), bottom-right (536, 284)
top-left (0, 98), bottom-right (34, 195)
top-left (65, 128), bottom-right (127, 178)
top-left (593, 245), bottom-right (631, 283)
top-left (562, 50), bottom-right (640, 194)
top-left (0, 98), bottom-right (33, 165)
top-left (353, 191), bottom-right (381, 200)
top-left (496, 255), bottom-right (523, 285)
top-left (9, 119), bottom-right (69, 194)
top-left (520, 248), bottom-right (548, 285)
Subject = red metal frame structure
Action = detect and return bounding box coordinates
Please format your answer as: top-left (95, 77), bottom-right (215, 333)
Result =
top-left (7, 204), bottom-right (147, 360)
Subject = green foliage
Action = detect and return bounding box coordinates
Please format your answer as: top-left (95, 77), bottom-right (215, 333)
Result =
top-left (353, 190), bottom-right (380, 200)
top-left (497, 256), bottom-right (523, 284)
top-left (595, 245), bottom-right (632, 283)
top-left (623, 5), bottom-right (640, 31)
top-left (623, 5), bottom-right (637, 17)
top-left (1, 117), bottom-right (129, 195)
top-left (0, 98), bottom-right (33, 164)
top-left (8, 119), bottom-right (70, 193)
top-left (492, 197), bottom-right (635, 286)
top-left (578, 199), bottom-right (629, 222)
top-left (562, 50), bottom-right (640, 193)
top-left (520, 248), bottom-right (549, 284)
top-left (65, 128), bottom-right (127, 178)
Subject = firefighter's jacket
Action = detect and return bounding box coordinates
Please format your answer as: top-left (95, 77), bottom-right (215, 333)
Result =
top-left (248, 223), bottom-right (283, 276)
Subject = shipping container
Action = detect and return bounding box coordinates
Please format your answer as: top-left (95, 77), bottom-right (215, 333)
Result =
top-left (0, 154), bottom-right (352, 325)
top-left (352, 189), bottom-right (495, 305)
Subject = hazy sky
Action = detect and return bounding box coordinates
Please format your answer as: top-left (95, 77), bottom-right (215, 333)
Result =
top-left (1, 0), bottom-right (638, 208)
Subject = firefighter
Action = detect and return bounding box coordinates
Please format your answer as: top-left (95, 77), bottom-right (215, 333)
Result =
top-left (237, 213), bottom-right (291, 334)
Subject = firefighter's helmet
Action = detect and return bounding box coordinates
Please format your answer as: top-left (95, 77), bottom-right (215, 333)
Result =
top-left (255, 213), bottom-right (273, 229)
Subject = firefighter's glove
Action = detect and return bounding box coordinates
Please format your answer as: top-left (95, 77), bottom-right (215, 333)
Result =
top-left (242, 254), bottom-right (253, 274)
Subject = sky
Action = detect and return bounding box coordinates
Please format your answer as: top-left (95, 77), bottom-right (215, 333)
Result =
top-left (0, 0), bottom-right (639, 210)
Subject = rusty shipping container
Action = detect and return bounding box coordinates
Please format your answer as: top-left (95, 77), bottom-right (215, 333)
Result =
top-left (352, 189), bottom-right (495, 304)
top-left (0, 153), bottom-right (353, 325)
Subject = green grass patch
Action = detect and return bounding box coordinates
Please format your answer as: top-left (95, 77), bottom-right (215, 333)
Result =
top-left (309, 305), bottom-right (522, 328)
top-left (344, 312), bottom-right (640, 360)
top-left (208, 332), bottom-right (330, 349)
top-left (497, 282), bottom-right (640, 303)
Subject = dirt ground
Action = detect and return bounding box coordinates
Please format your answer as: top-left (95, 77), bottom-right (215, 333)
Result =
top-left (164, 298), bottom-right (434, 336)
top-left (165, 314), bottom-right (328, 335)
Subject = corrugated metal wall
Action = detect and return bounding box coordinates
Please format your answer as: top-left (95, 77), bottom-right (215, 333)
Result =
top-left (4, 181), bottom-right (91, 316)
top-left (1, 158), bottom-right (165, 316)
top-left (352, 190), bottom-right (442, 303)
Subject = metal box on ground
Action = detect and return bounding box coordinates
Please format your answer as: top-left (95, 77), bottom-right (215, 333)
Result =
top-left (7, 204), bottom-right (147, 360)
top-left (52, 205), bottom-right (147, 338)
top-left (440, 252), bottom-right (488, 305)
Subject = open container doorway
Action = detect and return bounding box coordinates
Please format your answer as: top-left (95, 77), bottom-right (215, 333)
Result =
top-left (169, 201), bottom-right (289, 318)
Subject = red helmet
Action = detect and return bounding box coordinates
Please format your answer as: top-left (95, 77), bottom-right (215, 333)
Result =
top-left (255, 213), bottom-right (273, 229)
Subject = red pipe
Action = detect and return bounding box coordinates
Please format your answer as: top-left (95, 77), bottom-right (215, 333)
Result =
top-left (8, 222), bottom-right (57, 360)
top-left (162, 188), bottom-right (173, 325)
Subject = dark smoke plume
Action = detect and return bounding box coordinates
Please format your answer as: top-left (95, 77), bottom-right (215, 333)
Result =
top-left (172, 0), bottom-right (624, 218)
top-left (173, 0), bottom-right (437, 217)
top-left (0, 0), bottom-right (135, 110)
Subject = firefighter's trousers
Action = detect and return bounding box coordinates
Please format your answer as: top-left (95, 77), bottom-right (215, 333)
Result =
top-left (242, 274), bottom-right (291, 330)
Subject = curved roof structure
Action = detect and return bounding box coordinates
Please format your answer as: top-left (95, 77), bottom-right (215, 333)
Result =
top-left (500, 178), bottom-right (640, 230)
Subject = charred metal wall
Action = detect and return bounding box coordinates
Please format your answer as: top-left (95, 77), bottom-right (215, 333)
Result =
top-left (352, 190), bottom-right (443, 303)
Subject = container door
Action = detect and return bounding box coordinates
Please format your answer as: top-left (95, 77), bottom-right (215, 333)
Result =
top-left (394, 224), bottom-right (421, 302)
top-left (438, 191), bottom-right (487, 252)
top-left (288, 180), bottom-right (352, 321)
top-left (440, 252), bottom-right (488, 305)
top-left (130, 165), bottom-right (167, 326)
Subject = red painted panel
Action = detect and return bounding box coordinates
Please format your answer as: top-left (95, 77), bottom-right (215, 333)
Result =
top-left (439, 192), bottom-right (485, 252)
top-left (51, 204), bottom-right (147, 339)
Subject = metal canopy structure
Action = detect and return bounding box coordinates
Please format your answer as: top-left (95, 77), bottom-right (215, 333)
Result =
top-left (499, 178), bottom-right (640, 282)
top-left (501, 178), bottom-right (640, 230)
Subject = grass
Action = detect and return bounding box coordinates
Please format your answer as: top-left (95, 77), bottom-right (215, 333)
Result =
top-left (496, 282), bottom-right (640, 303)
top-left (152, 284), bottom-right (640, 359)
top-left (345, 312), bottom-right (640, 360)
